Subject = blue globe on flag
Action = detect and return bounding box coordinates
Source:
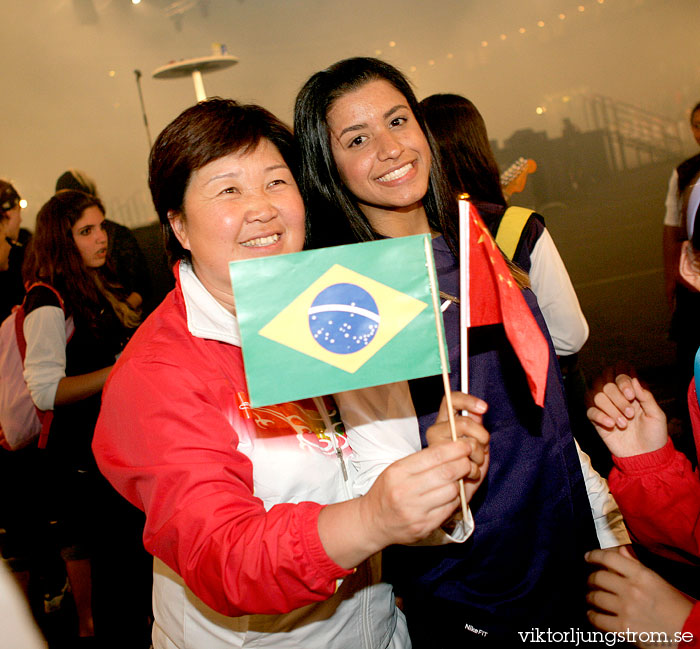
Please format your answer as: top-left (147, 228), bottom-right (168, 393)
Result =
top-left (309, 283), bottom-right (380, 354)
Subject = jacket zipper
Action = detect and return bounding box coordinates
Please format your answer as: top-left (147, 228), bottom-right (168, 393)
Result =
top-left (312, 397), bottom-right (351, 501)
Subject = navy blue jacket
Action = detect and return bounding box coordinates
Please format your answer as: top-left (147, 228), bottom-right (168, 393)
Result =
top-left (390, 234), bottom-right (599, 645)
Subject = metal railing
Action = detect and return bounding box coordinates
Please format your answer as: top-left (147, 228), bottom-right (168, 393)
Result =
top-left (583, 95), bottom-right (683, 171)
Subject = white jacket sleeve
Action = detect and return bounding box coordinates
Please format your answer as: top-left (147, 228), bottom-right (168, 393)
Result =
top-left (334, 381), bottom-right (420, 498)
top-left (576, 440), bottom-right (630, 548)
top-left (663, 170), bottom-right (681, 227)
top-left (23, 306), bottom-right (67, 411)
top-left (529, 228), bottom-right (589, 356)
top-left (334, 381), bottom-right (473, 543)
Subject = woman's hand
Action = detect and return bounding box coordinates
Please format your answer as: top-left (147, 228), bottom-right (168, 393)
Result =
top-left (319, 391), bottom-right (489, 569)
top-left (425, 391), bottom-right (489, 499)
top-left (318, 393), bottom-right (486, 569)
top-left (356, 436), bottom-right (475, 550)
top-left (586, 546), bottom-right (694, 648)
top-left (586, 370), bottom-right (668, 458)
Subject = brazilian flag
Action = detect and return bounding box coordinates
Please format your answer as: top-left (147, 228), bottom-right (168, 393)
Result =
top-left (229, 235), bottom-right (445, 407)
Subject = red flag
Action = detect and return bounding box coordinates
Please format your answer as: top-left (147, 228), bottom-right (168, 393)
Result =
top-left (465, 202), bottom-right (549, 407)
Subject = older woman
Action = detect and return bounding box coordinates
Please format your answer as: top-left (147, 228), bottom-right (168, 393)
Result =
top-left (293, 57), bottom-right (629, 646)
top-left (92, 99), bottom-right (489, 649)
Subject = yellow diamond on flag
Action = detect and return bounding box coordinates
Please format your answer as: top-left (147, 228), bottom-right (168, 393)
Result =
top-left (259, 264), bottom-right (428, 373)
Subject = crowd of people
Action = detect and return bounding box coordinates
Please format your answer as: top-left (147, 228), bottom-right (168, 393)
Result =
top-left (1, 56), bottom-right (699, 649)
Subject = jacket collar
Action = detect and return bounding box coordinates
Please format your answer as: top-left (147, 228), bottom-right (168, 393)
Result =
top-left (177, 260), bottom-right (242, 347)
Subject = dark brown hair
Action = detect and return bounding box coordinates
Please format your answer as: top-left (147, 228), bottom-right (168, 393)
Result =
top-left (293, 57), bottom-right (458, 254)
top-left (23, 190), bottom-right (138, 329)
top-left (419, 93), bottom-right (506, 207)
top-left (293, 57), bottom-right (528, 288)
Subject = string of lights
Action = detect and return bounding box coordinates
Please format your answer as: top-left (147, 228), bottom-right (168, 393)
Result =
top-left (372, 0), bottom-right (609, 74)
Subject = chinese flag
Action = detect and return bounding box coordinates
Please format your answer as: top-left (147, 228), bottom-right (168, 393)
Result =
top-left (464, 201), bottom-right (549, 407)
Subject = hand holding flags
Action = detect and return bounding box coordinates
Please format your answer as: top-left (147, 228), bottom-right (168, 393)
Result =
top-left (231, 234), bottom-right (470, 522)
top-left (230, 217), bottom-right (549, 525)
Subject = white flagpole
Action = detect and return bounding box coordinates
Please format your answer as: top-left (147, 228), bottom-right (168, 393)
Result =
top-left (458, 195), bottom-right (470, 413)
top-left (424, 235), bottom-right (470, 524)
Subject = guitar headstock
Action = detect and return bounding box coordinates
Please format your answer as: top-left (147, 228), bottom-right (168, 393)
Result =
top-left (500, 157), bottom-right (537, 199)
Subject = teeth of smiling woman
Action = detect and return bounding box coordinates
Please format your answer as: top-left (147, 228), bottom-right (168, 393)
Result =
top-left (377, 163), bottom-right (413, 183)
top-left (241, 233), bottom-right (280, 248)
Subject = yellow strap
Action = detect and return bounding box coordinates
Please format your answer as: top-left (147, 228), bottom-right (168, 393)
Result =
top-left (495, 206), bottom-right (534, 261)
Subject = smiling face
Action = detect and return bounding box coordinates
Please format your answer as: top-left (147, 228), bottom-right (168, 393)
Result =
top-left (170, 138), bottom-right (306, 309)
top-left (71, 205), bottom-right (108, 268)
top-left (327, 79), bottom-right (432, 234)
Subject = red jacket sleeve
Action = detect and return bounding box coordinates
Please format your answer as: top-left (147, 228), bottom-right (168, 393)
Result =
top-left (608, 438), bottom-right (700, 561)
top-left (93, 353), bottom-right (351, 617)
top-left (681, 603), bottom-right (700, 647)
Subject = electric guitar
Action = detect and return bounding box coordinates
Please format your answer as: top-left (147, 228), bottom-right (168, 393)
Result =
top-left (500, 157), bottom-right (537, 199)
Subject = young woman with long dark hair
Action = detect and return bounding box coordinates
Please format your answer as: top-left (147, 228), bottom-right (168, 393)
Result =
top-left (21, 189), bottom-right (147, 646)
top-left (294, 56), bottom-right (628, 646)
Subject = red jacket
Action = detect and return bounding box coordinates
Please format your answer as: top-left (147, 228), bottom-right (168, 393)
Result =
top-left (608, 379), bottom-right (700, 646)
top-left (92, 270), bottom-right (351, 618)
top-left (608, 379), bottom-right (700, 561)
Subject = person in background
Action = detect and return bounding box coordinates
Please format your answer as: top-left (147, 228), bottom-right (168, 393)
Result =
top-left (586, 373), bottom-right (699, 647)
top-left (21, 190), bottom-right (148, 647)
top-left (55, 169), bottom-right (151, 312)
top-left (663, 102), bottom-right (700, 465)
top-left (293, 56), bottom-right (628, 646)
top-left (0, 181), bottom-right (47, 628)
top-left (585, 176), bottom-right (700, 647)
top-left (418, 92), bottom-right (606, 471)
top-left (418, 93), bottom-right (589, 359)
top-left (0, 180), bottom-right (26, 321)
